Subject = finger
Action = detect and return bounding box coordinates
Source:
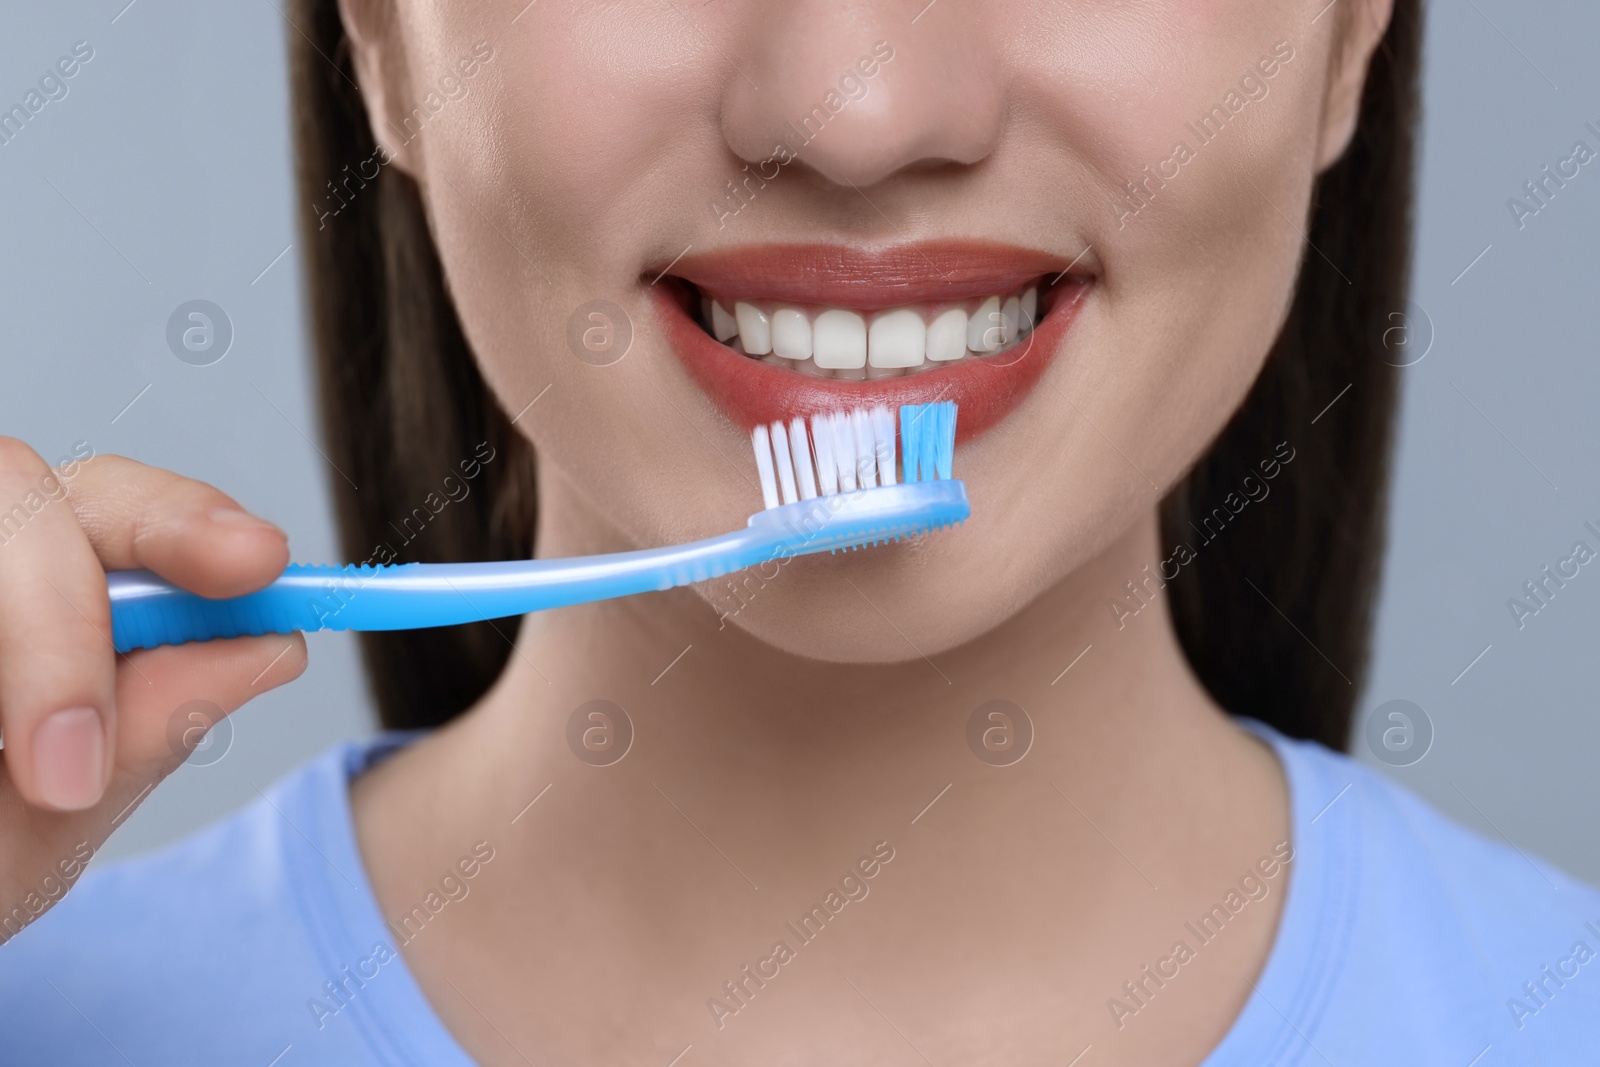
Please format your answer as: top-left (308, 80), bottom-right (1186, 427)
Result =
top-left (0, 633), bottom-right (308, 931)
top-left (0, 437), bottom-right (119, 811)
top-left (87, 634), bottom-right (308, 847)
top-left (63, 453), bottom-right (289, 599)
top-left (112, 631), bottom-right (308, 775)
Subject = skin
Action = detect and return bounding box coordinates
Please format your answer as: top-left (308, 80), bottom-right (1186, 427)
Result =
top-left (0, 0), bottom-right (1392, 1063)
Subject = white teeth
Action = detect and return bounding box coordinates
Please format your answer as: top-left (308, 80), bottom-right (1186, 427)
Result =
top-left (927, 307), bottom-right (968, 361)
top-left (735, 302), bottom-right (772, 355)
top-left (711, 301), bottom-right (738, 342)
top-left (771, 308), bottom-right (812, 359)
top-left (867, 308), bottom-right (926, 369)
top-left (709, 285), bottom-right (1043, 375)
top-left (968, 295), bottom-right (1002, 353)
top-left (813, 309), bottom-right (867, 369)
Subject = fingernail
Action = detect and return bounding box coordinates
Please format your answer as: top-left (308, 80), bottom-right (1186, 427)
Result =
top-left (34, 707), bottom-right (105, 810)
top-left (209, 508), bottom-right (284, 536)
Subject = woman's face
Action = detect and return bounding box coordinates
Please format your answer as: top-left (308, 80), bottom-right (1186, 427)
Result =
top-left (343, 0), bottom-right (1387, 662)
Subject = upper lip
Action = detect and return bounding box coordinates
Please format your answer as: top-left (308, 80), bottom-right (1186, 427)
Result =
top-left (656, 239), bottom-right (1089, 309)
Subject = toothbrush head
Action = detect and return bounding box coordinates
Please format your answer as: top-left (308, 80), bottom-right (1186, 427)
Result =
top-left (747, 401), bottom-right (969, 556)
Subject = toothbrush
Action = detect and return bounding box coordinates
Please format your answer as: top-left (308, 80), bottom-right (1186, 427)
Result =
top-left (107, 401), bottom-right (968, 653)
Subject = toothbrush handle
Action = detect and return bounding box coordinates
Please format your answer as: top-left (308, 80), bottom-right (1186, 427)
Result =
top-left (108, 481), bottom-right (971, 653)
top-left (107, 529), bottom-right (766, 653)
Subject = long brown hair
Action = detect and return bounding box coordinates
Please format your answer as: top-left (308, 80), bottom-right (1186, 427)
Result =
top-left (289, 2), bottom-right (1421, 749)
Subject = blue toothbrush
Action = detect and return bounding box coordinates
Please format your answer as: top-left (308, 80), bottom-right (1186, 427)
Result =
top-left (107, 401), bottom-right (967, 652)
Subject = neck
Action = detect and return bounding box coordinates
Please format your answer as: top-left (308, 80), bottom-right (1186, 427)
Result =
top-left (462, 461), bottom-right (1247, 877)
top-left (357, 459), bottom-right (1289, 1062)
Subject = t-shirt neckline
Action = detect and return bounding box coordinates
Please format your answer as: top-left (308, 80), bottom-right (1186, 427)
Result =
top-left (1200, 718), bottom-right (1361, 1064)
top-left (282, 731), bottom-right (481, 1066)
top-left (287, 719), bottom-right (1357, 1066)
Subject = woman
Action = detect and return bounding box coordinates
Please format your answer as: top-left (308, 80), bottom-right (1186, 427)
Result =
top-left (1, 0), bottom-right (1596, 1063)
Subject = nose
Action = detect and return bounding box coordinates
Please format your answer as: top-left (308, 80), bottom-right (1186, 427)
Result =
top-left (720, 4), bottom-right (1004, 189)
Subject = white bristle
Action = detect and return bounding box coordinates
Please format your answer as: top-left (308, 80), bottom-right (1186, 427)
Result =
top-left (834, 413), bottom-right (858, 492)
top-left (851, 409), bottom-right (876, 489)
top-left (790, 416), bottom-right (818, 500)
top-left (751, 424), bottom-right (780, 510)
top-left (871, 404), bottom-right (896, 486)
top-left (812, 412), bottom-right (839, 496)
top-left (771, 420), bottom-right (799, 505)
top-left (755, 403), bottom-right (953, 507)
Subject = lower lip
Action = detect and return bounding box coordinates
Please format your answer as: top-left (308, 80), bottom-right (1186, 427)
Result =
top-left (652, 281), bottom-right (1091, 442)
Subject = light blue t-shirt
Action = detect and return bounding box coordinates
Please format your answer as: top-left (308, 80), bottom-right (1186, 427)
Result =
top-left (2, 721), bottom-right (1598, 1065)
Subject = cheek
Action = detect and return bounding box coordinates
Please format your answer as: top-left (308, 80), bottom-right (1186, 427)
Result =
top-left (1018, 3), bottom-right (1326, 482)
top-left (431, 7), bottom-right (717, 266)
top-left (410, 7), bottom-right (756, 546)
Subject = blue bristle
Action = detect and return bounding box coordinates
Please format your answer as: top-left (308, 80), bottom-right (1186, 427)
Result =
top-left (902, 403), bottom-right (915, 483)
top-left (919, 409), bottom-right (936, 482)
top-left (898, 401), bottom-right (958, 482)
top-left (935, 403), bottom-right (954, 480)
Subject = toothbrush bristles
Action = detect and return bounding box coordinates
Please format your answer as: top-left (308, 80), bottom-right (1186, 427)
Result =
top-left (751, 424), bottom-right (779, 510)
top-left (771, 420), bottom-right (799, 505)
top-left (749, 401), bottom-right (958, 511)
top-left (790, 416), bottom-right (818, 500)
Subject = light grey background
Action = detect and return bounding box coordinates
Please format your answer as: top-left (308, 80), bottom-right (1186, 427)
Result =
top-left (1, 2), bottom-right (1597, 883)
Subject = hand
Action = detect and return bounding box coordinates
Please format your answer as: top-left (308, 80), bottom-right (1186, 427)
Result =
top-left (0, 439), bottom-right (306, 944)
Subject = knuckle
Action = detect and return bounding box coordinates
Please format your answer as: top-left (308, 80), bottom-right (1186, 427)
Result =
top-left (66, 452), bottom-right (106, 482)
top-left (127, 471), bottom-right (204, 553)
top-left (153, 469), bottom-right (226, 516)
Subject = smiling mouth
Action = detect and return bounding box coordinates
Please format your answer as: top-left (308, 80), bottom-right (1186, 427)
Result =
top-left (651, 240), bottom-right (1093, 440)
top-left (685, 280), bottom-right (1046, 380)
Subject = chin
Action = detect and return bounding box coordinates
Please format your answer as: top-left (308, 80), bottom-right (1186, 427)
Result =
top-left (689, 535), bottom-right (1023, 665)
